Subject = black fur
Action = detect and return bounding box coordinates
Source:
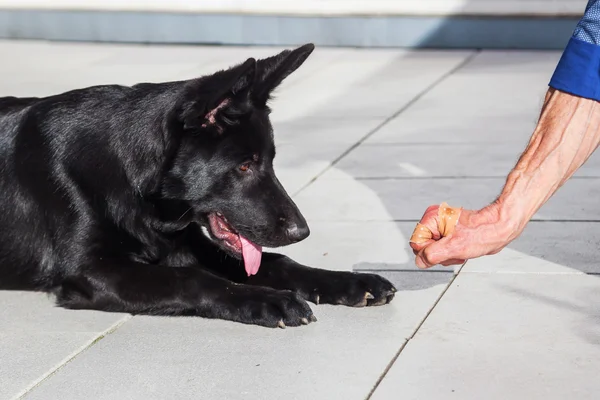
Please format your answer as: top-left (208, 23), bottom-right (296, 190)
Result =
top-left (0, 43), bottom-right (395, 328)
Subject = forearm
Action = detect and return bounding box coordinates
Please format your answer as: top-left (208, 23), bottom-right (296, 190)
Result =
top-left (411, 1), bottom-right (600, 268)
top-left (496, 88), bottom-right (600, 237)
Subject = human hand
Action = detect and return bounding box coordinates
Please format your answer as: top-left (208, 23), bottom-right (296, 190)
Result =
top-left (410, 89), bottom-right (600, 269)
top-left (410, 203), bottom-right (516, 269)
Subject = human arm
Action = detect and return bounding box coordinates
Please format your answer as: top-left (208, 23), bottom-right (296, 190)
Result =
top-left (411, 0), bottom-right (600, 268)
top-left (411, 88), bottom-right (600, 268)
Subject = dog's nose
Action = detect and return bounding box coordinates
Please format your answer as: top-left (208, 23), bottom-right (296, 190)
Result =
top-left (286, 223), bottom-right (310, 243)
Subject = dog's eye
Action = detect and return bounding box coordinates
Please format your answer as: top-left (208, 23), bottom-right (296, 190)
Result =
top-left (239, 162), bottom-right (251, 172)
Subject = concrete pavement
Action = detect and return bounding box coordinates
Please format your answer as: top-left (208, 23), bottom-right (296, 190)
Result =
top-left (0, 40), bottom-right (599, 400)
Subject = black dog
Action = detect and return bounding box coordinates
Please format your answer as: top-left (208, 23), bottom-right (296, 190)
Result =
top-left (0, 43), bottom-right (395, 328)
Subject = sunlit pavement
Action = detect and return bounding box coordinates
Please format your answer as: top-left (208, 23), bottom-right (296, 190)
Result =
top-left (1, 41), bottom-right (599, 400)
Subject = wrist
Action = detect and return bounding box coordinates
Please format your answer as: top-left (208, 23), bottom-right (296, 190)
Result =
top-left (487, 196), bottom-right (527, 242)
top-left (461, 198), bottom-right (523, 247)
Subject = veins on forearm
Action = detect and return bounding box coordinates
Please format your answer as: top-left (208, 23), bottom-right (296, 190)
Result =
top-left (497, 89), bottom-right (600, 227)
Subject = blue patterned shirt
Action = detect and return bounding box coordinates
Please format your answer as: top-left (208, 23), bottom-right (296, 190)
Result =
top-left (550, 0), bottom-right (600, 100)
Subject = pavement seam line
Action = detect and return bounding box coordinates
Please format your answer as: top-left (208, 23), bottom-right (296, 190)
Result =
top-left (464, 270), bottom-right (587, 275)
top-left (352, 176), bottom-right (600, 180)
top-left (302, 218), bottom-right (600, 222)
top-left (292, 49), bottom-right (481, 198)
top-left (365, 262), bottom-right (466, 400)
top-left (12, 314), bottom-right (133, 400)
top-left (354, 269), bottom-right (452, 273)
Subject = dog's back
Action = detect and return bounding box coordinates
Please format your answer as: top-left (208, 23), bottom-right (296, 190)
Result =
top-left (0, 84), bottom-right (181, 290)
top-left (0, 96), bottom-right (48, 288)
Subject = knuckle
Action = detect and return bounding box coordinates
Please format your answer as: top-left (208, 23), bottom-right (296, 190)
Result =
top-left (422, 249), bottom-right (436, 265)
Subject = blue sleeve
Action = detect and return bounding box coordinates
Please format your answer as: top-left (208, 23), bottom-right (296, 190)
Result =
top-left (550, 0), bottom-right (600, 101)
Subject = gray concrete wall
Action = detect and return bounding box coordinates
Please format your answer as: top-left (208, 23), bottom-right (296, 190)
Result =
top-left (0, 1), bottom-right (587, 49)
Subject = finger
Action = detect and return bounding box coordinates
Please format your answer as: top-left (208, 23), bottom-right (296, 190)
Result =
top-left (410, 238), bottom-right (435, 254)
top-left (417, 205), bottom-right (443, 233)
top-left (415, 253), bottom-right (432, 269)
top-left (418, 238), bottom-right (462, 268)
top-left (415, 248), bottom-right (437, 269)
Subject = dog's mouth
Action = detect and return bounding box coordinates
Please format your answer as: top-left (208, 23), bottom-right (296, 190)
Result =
top-left (207, 212), bottom-right (262, 276)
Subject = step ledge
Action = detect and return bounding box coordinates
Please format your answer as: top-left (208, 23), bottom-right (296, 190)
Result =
top-left (0, 9), bottom-right (580, 50)
top-left (0, 0), bottom-right (589, 17)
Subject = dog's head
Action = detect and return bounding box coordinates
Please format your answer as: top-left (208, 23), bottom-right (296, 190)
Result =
top-left (161, 44), bottom-right (314, 273)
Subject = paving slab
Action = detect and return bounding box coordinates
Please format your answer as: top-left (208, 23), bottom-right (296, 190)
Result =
top-left (268, 50), bottom-right (474, 193)
top-left (272, 119), bottom-right (384, 194)
top-left (462, 221), bottom-right (600, 275)
top-left (0, 292), bottom-right (128, 400)
top-left (336, 143), bottom-right (523, 178)
top-left (334, 142), bottom-right (600, 178)
top-left (294, 172), bottom-right (600, 221)
top-left (362, 111), bottom-right (541, 145)
top-left (366, 51), bottom-right (560, 145)
top-left (276, 220), bottom-right (451, 272)
top-left (1, 332), bottom-right (107, 400)
top-left (277, 220), bottom-right (600, 278)
top-left (294, 174), bottom-right (502, 221)
top-left (0, 291), bottom-right (127, 333)
top-left (371, 272), bottom-right (600, 400)
top-left (23, 271), bottom-right (451, 400)
top-left (43, 45), bottom-right (343, 93)
top-left (0, 42), bottom-right (592, 400)
top-left (0, 41), bottom-right (345, 97)
top-left (0, 40), bottom-right (124, 76)
top-left (273, 118), bottom-right (384, 146)
top-left (269, 49), bottom-right (473, 124)
top-left (0, 43), bottom-right (472, 399)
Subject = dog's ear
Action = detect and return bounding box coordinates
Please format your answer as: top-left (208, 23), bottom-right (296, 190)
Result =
top-left (180, 58), bottom-right (257, 132)
top-left (252, 43), bottom-right (315, 105)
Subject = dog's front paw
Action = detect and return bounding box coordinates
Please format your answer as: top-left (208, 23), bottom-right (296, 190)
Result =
top-left (308, 271), bottom-right (396, 307)
top-left (235, 287), bottom-right (317, 328)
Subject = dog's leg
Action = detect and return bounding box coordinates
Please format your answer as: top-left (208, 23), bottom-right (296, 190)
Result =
top-left (55, 261), bottom-right (315, 327)
top-left (246, 254), bottom-right (396, 307)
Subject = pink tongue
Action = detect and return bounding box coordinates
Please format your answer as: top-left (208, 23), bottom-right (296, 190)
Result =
top-left (240, 235), bottom-right (262, 276)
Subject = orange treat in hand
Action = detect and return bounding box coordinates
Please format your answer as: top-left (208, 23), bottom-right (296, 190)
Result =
top-left (410, 223), bottom-right (433, 243)
top-left (410, 202), bottom-right (462, 244)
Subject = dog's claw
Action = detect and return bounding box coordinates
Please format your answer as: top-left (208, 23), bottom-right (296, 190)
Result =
top-left (301, 318), bottom-right (309, 325)
top-left (309, 315), bottom-right (317, 322)
top-left (277, 320), bottom-right (286, 329)
top-left (365, 292), bottom-right (374, 300)
top-left (315, 295), bottom-right (320, 305)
